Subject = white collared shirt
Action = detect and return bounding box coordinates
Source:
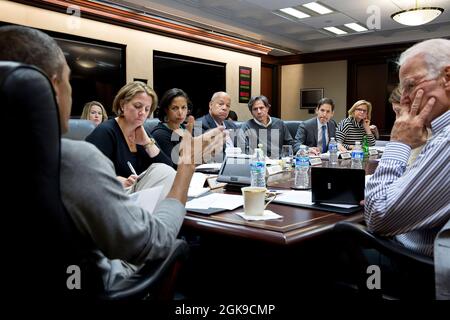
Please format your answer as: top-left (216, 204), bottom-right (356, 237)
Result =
top-left (213, 118), bottom-right (234, 149)
top-left (253, 116), bottom-right (272, 128)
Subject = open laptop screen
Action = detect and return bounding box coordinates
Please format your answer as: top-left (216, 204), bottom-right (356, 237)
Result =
top-left (217, 155), bottom-right (251, 185)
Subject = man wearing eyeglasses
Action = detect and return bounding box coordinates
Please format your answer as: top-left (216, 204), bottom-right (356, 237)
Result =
top-left (365, 38), bottom-right (450, 257)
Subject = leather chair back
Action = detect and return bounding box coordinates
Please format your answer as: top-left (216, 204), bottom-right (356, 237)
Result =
top-left (64, 119), bottom-right (96, 140)
top-left (144, 118), bottom-right (160, 133)
top-left (0, 62), bottom-right (92, 299)
top-left (334, 221), bottom-right (435, 299)
top-left (284, 120), bottom-right (301, 138)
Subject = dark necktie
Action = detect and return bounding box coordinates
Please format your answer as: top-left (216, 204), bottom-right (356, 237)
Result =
top-left (321, 125), bottom-right (327, 153)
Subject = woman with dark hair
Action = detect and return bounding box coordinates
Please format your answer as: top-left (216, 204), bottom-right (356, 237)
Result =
top-left (151, 88), bottom-right (191, 168)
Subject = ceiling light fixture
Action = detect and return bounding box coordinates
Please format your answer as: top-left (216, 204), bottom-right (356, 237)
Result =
top-left (391, 1), bottom-right (444, 26)
top-left (323, 26), bottom-right (347, 35)
top-left (344, 23), bottom-right (368, 32)
top-left (76, 56), bottom-right (97, 69)
top-left (302, 2), bottom-right (333, 15)
top-left (280, 7), bottom-right (310, 19)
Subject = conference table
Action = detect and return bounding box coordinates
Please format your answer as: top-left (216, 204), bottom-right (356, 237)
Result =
top-left (182, 157), bottom-right (379, 246)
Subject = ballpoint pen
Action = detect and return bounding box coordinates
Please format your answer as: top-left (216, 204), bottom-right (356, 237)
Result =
top-left (127, 161), bottom-right (138, 176)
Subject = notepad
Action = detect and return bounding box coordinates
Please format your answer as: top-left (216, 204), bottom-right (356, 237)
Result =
top-left (186, 193), bottom-right (243, 210)
top-left (130, 185), bottom-right (164, 214)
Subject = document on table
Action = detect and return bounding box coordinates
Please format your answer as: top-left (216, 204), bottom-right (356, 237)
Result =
top-left (274, 190), bottom-right (314, 206)
top-left (186, 193), bottom-right (243, 210)
top-left (320, 202), bottom-right (359, 209)
top-left (273, 190), bottom-right (359, 208)
top-left (188, 172), bottom-right (210, 197)
top-left (195, 163), bottom-right (222, 171)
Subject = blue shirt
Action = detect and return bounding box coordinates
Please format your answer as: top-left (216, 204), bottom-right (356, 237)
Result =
top-left (365, 110), bottom-right (450, 256)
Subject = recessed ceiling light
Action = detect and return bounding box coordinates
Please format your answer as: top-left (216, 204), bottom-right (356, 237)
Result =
top-left (323, 26), bottom-right (347, 35)
top-left (302, 2), bottom-right (333, 15)
top-left (280, 7), bottom-right (310, 19)
top-left (344, 23), bottom-right (368, 32)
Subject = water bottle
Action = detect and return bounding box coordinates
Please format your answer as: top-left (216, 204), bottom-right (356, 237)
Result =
top-left (351, 141), bottom-right (364, 169)
top-left (244, 139), bottom-right (250, 155)
top-left (294, 145), bottom-right (310, 189)
top-left (362, 135), bottom-right (369, 157)
top-left (328, 137), bottom-right (338, 165)
top-left (250, 144), bottom-right (266, 187)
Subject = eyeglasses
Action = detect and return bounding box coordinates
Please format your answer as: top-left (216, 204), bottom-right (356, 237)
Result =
top-left (400, 77), bottom-right (438, 96)
top-left (354, 108), bottom-right (368, 113)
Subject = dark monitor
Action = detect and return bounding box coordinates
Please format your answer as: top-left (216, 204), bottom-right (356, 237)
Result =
top-left (300, 88), bottom-right (324, 109)
top-left (55, 37), bottom-right (126, 117)
top-left (153, 51), bottom-right (226, 118)
top-left (0, 23), bottom-right (126, 117)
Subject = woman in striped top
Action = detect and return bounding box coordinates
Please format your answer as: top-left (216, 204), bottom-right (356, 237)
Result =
top-left (336, 100), bottom-right (377, 150)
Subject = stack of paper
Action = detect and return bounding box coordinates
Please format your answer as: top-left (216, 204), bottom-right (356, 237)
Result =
top-left (195, 163), bottom-right (222, 171)
top-left (188, 172), bottom-right (210, 198)
top-left (186, 193), bottom-right (243, 210)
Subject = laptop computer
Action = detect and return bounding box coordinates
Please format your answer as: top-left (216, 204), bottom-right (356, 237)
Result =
top-left (216, 154), bottom-right (252, 188)
top-left (311, 167), bottom-right (365, 205)
top-left (272, 167), bottom-right (364, 214)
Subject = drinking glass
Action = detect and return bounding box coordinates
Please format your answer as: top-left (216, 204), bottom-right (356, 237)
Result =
top-left (281, 145), bottom-right (293, 170)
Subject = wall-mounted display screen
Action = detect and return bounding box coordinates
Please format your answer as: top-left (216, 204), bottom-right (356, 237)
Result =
top-left (300, 88), bottom-right (324, 109)
top-left (56, 37), bottom-right (125, 117)
top-left (153, 51), bottom-right (226, 118)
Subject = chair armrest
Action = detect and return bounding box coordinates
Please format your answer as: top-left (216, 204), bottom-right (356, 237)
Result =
top-left (334, 221), bottom-right (433, 266)
top-left (101, 239), bottom-right (189, 300)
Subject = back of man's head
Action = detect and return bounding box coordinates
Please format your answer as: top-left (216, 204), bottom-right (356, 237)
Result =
top-left (0, 25), bottom-right (65, 80)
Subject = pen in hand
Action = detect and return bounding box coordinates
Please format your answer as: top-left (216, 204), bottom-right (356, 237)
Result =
top-left (127, 161), bottom-right (138, 176)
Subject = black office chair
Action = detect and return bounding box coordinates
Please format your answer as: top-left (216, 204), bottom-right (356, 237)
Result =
top-left (333, 221), bottom-right (435, 300)
top-left (1, 62), bottom-right (188, 300)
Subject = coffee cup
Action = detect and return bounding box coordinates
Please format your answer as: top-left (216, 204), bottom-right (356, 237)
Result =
top-left (241, 187), bottom-right (276, 216)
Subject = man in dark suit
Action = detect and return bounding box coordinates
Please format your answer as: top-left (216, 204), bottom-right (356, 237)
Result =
top-left (196, 92), bottom-right (238, 159)
top-left (197, 91), bottom-right (238, 133)
top-left (294, 98), bottom-right (339, 155)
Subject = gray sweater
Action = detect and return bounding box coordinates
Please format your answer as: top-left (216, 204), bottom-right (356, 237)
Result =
top-left (60, 139), bottom-right (185, 289)
top-left (237, 117), bottom-right (294, 158)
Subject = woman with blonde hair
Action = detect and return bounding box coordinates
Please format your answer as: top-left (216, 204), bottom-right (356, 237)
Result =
top-left (80, 101), bottom-right (108, 126)
top-left (336, 99), bottom-right (378, 150)
top-left (86, 81), bottom-right (175, 196)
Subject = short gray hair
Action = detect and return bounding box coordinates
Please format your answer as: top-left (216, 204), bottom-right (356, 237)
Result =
top-left (210, 91), bottom-right (229, 102)
top-left (398, 38), bottom-right (450, 79)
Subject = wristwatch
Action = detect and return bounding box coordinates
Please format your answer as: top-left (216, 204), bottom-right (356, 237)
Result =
top-left (143, 138), bottom-right (156, 149)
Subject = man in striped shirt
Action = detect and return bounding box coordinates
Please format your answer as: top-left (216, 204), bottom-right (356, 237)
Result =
top-left (365, 38), bottom-right (450, 257)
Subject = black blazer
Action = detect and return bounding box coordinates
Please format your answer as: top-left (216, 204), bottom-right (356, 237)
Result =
top-left (294, 117), bottom-right (337, 152)
top-left (195, 113), bottom-right (238, 159)
top-left (197, 113), bottom-right (238, 133)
